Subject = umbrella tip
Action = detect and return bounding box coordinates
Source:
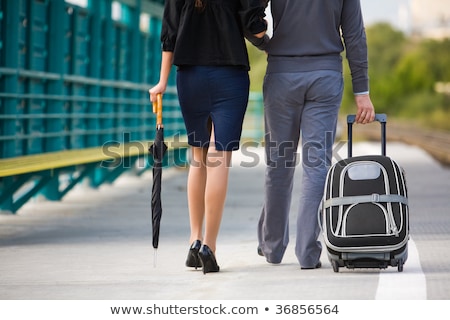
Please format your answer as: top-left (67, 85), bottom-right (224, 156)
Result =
top-left (153, 248), bottom-right (158, 268)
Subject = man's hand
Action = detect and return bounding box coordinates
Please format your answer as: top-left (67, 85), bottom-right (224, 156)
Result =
top-left (354, 94), bottom-right (375, 124)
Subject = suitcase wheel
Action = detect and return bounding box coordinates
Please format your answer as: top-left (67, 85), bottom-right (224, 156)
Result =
top-left (331, 260), bottom-right (339, 273)
top-left (397, 259), bottom-right (404, 272)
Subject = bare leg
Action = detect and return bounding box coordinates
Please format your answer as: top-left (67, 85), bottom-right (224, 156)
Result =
top-left (187, 146), bottom-right (208, 244)
top-left (187, 125), bottom-right (232, 254)
top-left (203, 129), bottom-right (232, 253)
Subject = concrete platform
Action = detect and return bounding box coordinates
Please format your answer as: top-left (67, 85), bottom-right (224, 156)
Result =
top-left (1, 142), bottom-right (450, 301)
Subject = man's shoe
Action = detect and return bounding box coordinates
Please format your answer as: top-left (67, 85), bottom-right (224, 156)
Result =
top-left (257, 247), bottom-right (282, 264)
top-left (301, 261), bottom-right (322, 270)
top-left (257, 247), bottom-right (264, 256)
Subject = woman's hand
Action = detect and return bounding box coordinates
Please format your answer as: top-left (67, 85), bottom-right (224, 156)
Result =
top-left (254, 31), bottom-right (266, 38)
top-left (149, 83), bottom-right (166, 103)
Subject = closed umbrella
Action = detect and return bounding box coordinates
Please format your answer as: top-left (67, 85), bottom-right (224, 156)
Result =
top-left (149, 93), bottom-right (167, 266)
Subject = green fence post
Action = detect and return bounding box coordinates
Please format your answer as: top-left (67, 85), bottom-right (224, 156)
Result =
top-left (87, 0), bottom-right (102, 148)
top-left (46, 0), bottom-right (65, 153)
top-left (41, 0), bottom-right (66, 200)
top-left (24, 0), bottom-right (48, 155)
top-left (129, 0), bottom-right (141, 142)
top-left (1, 1), bottom-right (19, 159)
top-left (100, 0), bottom-right (114, 144)
top-left (0, 1), bottom-right (19, 212)
top-left (90, 0), bottom-right (114, 187)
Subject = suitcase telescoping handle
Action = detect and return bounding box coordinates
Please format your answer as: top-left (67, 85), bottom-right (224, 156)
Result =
top-left (347, 113), bottom-right (387, 157)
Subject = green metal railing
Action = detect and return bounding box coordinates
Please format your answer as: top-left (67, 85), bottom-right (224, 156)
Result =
top-left (0, 0), bottom-right (184, 159)
top-left (0, 0), bottom-right (188, 213)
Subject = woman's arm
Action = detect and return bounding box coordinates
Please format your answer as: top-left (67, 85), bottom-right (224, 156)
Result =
top-left (149, 51), bottom-right (174, 103)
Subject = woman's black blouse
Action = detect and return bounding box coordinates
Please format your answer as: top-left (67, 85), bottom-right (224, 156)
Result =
top-left (161, 0), bottom-right (267, 70)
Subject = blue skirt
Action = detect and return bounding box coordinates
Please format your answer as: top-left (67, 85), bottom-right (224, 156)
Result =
top-left (176, 66), bottom-right (249, 151)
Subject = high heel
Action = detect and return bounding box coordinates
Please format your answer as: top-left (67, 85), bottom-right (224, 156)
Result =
top-left (185, 240), bottom-right (202, 269)
top-left (198, 244), bottom-right (220, 274)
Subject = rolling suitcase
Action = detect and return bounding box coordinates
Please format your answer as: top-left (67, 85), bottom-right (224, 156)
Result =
top-left (320, 113), bottom-right (409, 272)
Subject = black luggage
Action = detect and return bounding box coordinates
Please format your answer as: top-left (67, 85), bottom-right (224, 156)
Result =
top-left (320, 114), bottom-right (409, 272)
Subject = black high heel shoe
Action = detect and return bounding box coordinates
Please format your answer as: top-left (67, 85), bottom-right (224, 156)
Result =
top-left (185, 240), bottom-right (202, 269)
top-left (198, 244), bottom-right (220, 274)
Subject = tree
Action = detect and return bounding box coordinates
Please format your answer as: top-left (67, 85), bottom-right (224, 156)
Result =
top-left (341, 23), bottom-right (407, 114)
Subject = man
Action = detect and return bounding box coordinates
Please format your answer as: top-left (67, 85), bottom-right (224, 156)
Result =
top-left (249, 0), bottom-right (376, 269)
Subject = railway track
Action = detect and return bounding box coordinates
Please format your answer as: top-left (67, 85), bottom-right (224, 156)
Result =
top-left (339, 119), bottom-right (450, 167)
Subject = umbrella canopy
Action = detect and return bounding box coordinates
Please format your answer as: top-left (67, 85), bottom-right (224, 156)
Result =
top-left (149, 94), bottom-right (167, 257)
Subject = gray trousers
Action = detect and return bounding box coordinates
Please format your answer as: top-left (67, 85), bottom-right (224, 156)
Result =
top-left (258, 70), bottom-right (343, 267)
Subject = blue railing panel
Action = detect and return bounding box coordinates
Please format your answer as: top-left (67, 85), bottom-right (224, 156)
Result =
top-left (0, 0), bottom-right (187, 161)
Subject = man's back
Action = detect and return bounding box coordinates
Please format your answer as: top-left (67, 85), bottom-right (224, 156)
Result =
top-left (263, 0), bottom-right (368, 94)
top-left (267, 0), bottom-right (346, 56)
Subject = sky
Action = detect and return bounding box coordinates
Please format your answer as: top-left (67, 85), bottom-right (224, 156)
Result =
top-left (360, 0), bottom-right (411, 31)
top-left (264, 0), bottom-right (413, 36)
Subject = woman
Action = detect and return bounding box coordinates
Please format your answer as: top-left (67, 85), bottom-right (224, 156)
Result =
top-left (149, 0), bottom-right (267, 274)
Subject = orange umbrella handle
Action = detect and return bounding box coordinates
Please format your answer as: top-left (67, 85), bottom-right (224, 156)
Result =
top-left (152, 93), bottom-right (163, 128)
